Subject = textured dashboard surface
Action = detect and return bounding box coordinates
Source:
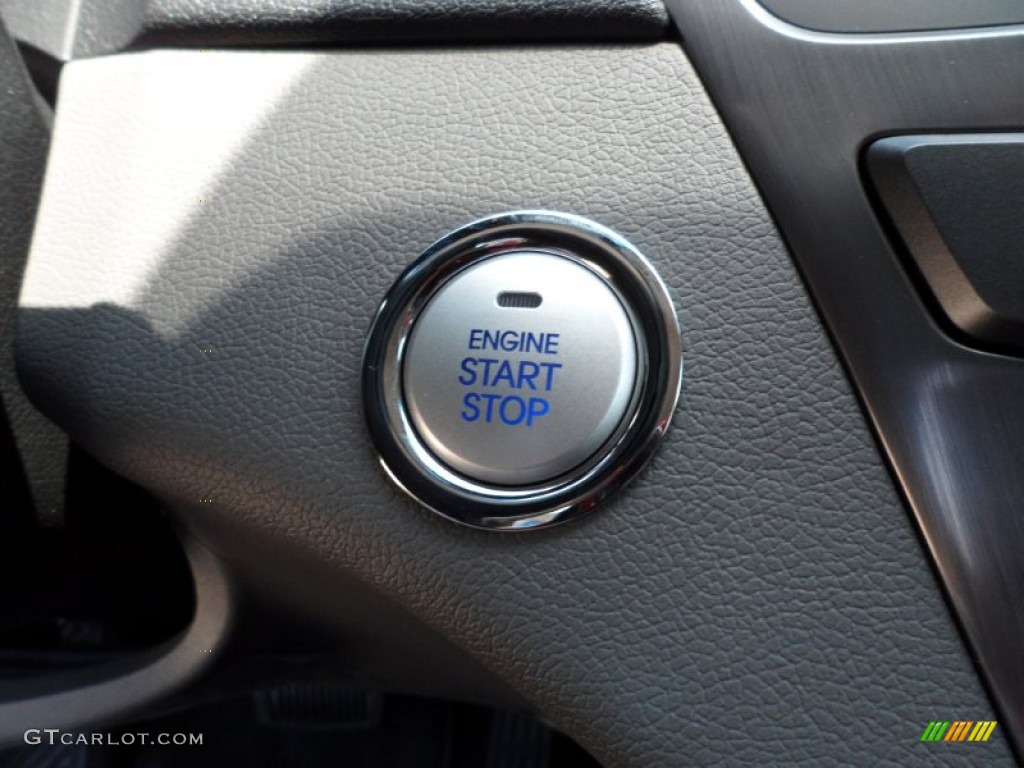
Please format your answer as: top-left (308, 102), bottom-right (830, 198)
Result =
top-left (18, 46), bottom-right (1009, 765)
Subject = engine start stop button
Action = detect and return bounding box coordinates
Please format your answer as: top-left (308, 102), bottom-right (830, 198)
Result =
top-left (403, 251), bottom-right (638, 486)
top-left (362, 211), bottom-right (682, 531)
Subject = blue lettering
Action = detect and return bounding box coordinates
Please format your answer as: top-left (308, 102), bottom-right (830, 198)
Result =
top-left (491, 359), bottom-right (515, 388)
top-left (459, 393), bottom-right (551, 427)
top-left (458, 357), bottom-right (477, 386)
top-left (461, 392), bottom-right (480, 422)
top-left (499, 396), bottom-right (526, 426)
top-left (463, 329), bottom-right (560, 354)
top-left (516, 361), bottom-right (540, 390)
top-left (540, 362), bottom-right (562, 391)
top-left (457, 358), bottom-right (562, 389)
top-left (480, 393), bottom-right (501, 422)
top-left (457, 331), bottom-right (562, 426)
top-left (522, 332), bottom-right (543, 355)
top-left (478, 358), bottom-right (500, 384)
top-left (499, 331), bottom-right (519, 352)
top-left (482, 330), bottom-right (501, 351)
top-left (526, 397), bottom-right (549, 426)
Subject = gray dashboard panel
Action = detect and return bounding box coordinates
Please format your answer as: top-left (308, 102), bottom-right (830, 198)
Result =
top-left (16, 46), bottom-right (1008, 765)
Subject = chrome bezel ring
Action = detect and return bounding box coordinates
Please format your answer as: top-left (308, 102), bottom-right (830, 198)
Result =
top-left (361, 211), bottom-right (682, 531)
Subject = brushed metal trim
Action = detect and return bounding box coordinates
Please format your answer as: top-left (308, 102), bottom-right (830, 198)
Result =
top-left (666, 0), bottom-right (1024, 753)
top-left (741, 0), bottom-right (1024, 44)
top-left (751, 0), bottom-right (1024, 38)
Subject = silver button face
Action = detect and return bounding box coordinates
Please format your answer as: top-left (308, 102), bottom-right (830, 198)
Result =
top-left (403, 251), bottom-right (638, 486)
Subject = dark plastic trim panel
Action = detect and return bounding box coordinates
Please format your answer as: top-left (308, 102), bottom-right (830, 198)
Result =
top-left (0, 536), bottom-right (233, 748)
top-left (867, 134), bottom-right (1024, 355)
top-left (0, 13), bottom-right (66, 525)
top-left (0, 0), bottom-right (670, 61)
top-left (758, 0), bottom-right (1024, 34)
top-left (666, 0), bottom-right (1024, 755)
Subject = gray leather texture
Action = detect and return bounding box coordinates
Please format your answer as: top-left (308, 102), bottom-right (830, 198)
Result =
top-left (0, 0), bottom-right (668, 60)
top-left (0, 17), bottom-right (66, 526)
top-left (18, 46), bottom-right (1010, 765)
